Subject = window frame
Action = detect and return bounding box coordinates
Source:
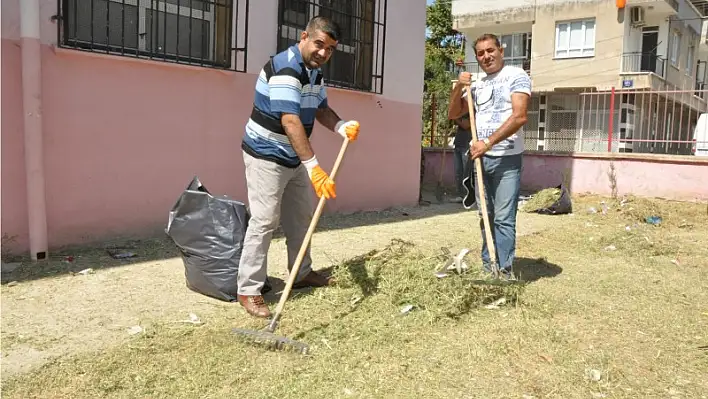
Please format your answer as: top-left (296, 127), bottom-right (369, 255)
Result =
top-left (57, 0), bottom-right (245, 71)
top-left (554, 18), bottom-right (596, 59)
top-left (669, 30), bottom-right (681, 68)
top-left (686, 36), bottom-right (695, 74)
top-left (276, 0), bottom-right (386, 94)
top-left (499, 33), bottom-right (529, 61)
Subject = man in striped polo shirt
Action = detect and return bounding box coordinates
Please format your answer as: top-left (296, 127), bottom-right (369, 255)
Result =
top-left (237, 16), bottom-right (361, 318)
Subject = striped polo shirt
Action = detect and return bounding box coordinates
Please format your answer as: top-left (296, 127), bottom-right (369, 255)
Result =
top-left (241, 44), bottom-right (328, 168)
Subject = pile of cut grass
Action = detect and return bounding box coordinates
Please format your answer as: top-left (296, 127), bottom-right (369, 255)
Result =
top-left (522, 187), bottom-right (562, 213)
top-left (330, 238), bottom-right (525, 319)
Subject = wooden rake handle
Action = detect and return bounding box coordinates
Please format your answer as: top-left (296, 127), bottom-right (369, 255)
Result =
top-left (464, 83), bottom-right (499, 273)
top-left (267, 137), bottom-right (351, 331)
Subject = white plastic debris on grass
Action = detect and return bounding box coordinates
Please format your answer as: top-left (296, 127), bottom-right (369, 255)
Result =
top-left (586, 368), bottom-right (602, 382)
top-left (400, 304), bottom-right (414, 314)
top-left (127, 325), bottom-right (143, 335)
top-left (435, 248), bottom-right (470, 278)
top-left (484, 297), bottom-right (507, 310)
top-left (173, 313), bottom-right (203, 325)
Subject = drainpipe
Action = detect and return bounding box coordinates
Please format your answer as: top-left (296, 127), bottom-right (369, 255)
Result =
top-left (20, 0), bottom-right (49, 261)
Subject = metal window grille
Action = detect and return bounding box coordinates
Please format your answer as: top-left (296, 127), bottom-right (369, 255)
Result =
top-left (521, 89), bottom-right (708, 155)
top-left (276, 0), bottom-right (387, 94)
top-left (55, 0), bottom-right (249, 72)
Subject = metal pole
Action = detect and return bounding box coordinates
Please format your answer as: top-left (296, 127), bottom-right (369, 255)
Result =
top-left (608, 86), bottom-right (616, 153)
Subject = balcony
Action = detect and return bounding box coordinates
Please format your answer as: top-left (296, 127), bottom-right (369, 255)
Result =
top-left (624, 0), bottom-right (678, 13)
top-left (621, 52), bottom-right (666, 78)
top-left (455, 58), bottom-right (531, 78)
top-left (452, 0), bottom-right (535, 30)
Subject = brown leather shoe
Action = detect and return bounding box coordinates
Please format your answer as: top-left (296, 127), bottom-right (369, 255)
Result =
top-left (293, 271), bottom-right (335, 289)
top-left (238, 295), bottom-right (271, 318)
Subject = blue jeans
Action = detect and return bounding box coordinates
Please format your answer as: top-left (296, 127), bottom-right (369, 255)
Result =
top-left (453, 147), bottom-right (469, 197)
top-left (472, 153), bottom-right (522, 273)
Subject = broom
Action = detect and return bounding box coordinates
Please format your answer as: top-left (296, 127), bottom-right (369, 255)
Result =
top-left (232, 130), bottom-right (354, 355)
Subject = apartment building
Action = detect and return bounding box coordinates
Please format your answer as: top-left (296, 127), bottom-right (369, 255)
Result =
top-left (452, 0), bottom-right (708, 154)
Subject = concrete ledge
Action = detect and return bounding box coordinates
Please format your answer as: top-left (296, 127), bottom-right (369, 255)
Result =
top-left (423, 147), bottom-right (708, 165)
top-left (523, 150), bottom-right (708, 165)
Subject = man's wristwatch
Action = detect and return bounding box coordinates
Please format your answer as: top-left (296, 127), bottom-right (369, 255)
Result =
top-left (483, 138), bottom-right (492, 149)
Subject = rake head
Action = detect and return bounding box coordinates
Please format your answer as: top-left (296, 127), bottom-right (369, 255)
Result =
top-left (232, 327), bottom-right (310, 355)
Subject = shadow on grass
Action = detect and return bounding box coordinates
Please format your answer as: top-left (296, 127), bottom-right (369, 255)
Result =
top-left (441, 257), bottom-right (562, 319)
top-left (2, 193), bottom-right (470, 284)
top-left (513, 257), bottom-right (563, 282)
top-left (284, 250), bottom-right (385, 340)
top-left (1, 237), bottom-right (180, 285)
top-left (450, 256), bottom-right (563, 287)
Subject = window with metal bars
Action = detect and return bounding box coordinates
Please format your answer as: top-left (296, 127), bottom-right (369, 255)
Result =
top-left (56, 0), bottom-right (248, 72)
top-left (277, 0), bottom-right (387, 94)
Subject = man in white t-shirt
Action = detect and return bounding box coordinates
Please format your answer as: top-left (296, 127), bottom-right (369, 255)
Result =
top-left (448, 33), bottom-right (531, 279)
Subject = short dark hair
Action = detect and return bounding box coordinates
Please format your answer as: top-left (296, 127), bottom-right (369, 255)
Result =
top-left (473, 33), bottom-right (501, 52)
top-left (306, 16), bottom-right (341, 42)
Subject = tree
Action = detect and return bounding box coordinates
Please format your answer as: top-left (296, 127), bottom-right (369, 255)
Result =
top-left (422, 0), bottom-right (464, 147)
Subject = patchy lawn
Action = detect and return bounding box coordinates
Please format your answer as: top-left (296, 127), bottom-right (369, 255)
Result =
top-left (1, 193), bottom-right (707, 398)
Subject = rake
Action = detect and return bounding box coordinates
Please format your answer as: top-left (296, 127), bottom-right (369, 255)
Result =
top-left (463, 83), bottom-right (502, 279)
top-left (232, 133), bottom-right (353, 355)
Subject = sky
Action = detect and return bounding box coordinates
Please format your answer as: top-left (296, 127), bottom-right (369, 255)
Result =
top-left (426, 0), bottom-right (434, 36)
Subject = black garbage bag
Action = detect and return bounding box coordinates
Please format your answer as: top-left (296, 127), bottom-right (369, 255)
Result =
top-left (165, 176), bottom-right (270, 302)
top-left (533, 183), bottom-right (573, 215)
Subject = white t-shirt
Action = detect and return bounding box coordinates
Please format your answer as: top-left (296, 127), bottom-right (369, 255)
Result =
top-left (462, 65), bottom-right (532, 156)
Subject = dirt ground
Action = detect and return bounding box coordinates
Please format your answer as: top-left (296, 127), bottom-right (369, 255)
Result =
top-left (0, 189), bottom-right (550, 379)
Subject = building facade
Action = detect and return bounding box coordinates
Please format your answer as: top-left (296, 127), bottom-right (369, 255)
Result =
top-left (452, 0), bottom-right (708, 155)
top-left (1, 0), bottom-right (427, 257)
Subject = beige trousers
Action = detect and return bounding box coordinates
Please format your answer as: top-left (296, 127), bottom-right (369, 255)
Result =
top-left (237, 151), bottom-right (314, 296)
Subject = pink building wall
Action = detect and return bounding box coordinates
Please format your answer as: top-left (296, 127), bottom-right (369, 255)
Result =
top-left (423, 149), bottom-right (708, 201)
top-left (1, 0), bottom-right (428, 253)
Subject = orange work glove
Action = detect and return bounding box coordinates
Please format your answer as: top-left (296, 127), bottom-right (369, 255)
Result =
top-left (303, 156), bottom-right (336, 199)
top-left (335, 120), bottom-right (360, 142)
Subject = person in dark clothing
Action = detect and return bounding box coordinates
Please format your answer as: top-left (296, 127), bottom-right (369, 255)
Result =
top-left (450, 112), bottom-right (474, 204)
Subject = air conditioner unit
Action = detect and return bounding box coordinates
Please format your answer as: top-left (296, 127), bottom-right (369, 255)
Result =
top-left (630, 6), bottom-right (646, 26)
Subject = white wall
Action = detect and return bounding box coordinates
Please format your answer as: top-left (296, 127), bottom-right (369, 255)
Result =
top-left (623, 20), bottom-right (642, 56)
top-left (452, 0), bottom-right (600, 16)
top-left (381, 0), bottom-right (427, 104)
top-left (678, 0), bottom-right (703, 35)
top-left (452, 0), bottom-right (543, 16)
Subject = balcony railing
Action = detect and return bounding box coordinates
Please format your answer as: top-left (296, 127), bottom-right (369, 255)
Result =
top-left (454, 58), bottom-right (531, 76)
top-left (622, 52), bottom-right (666, 78)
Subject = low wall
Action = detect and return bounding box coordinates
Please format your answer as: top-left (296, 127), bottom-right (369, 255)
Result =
top-left (422, 148), bottom-right (708, 201)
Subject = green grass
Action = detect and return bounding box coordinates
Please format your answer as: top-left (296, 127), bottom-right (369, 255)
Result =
top-left (2, 195), bottom-right (708, 398)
